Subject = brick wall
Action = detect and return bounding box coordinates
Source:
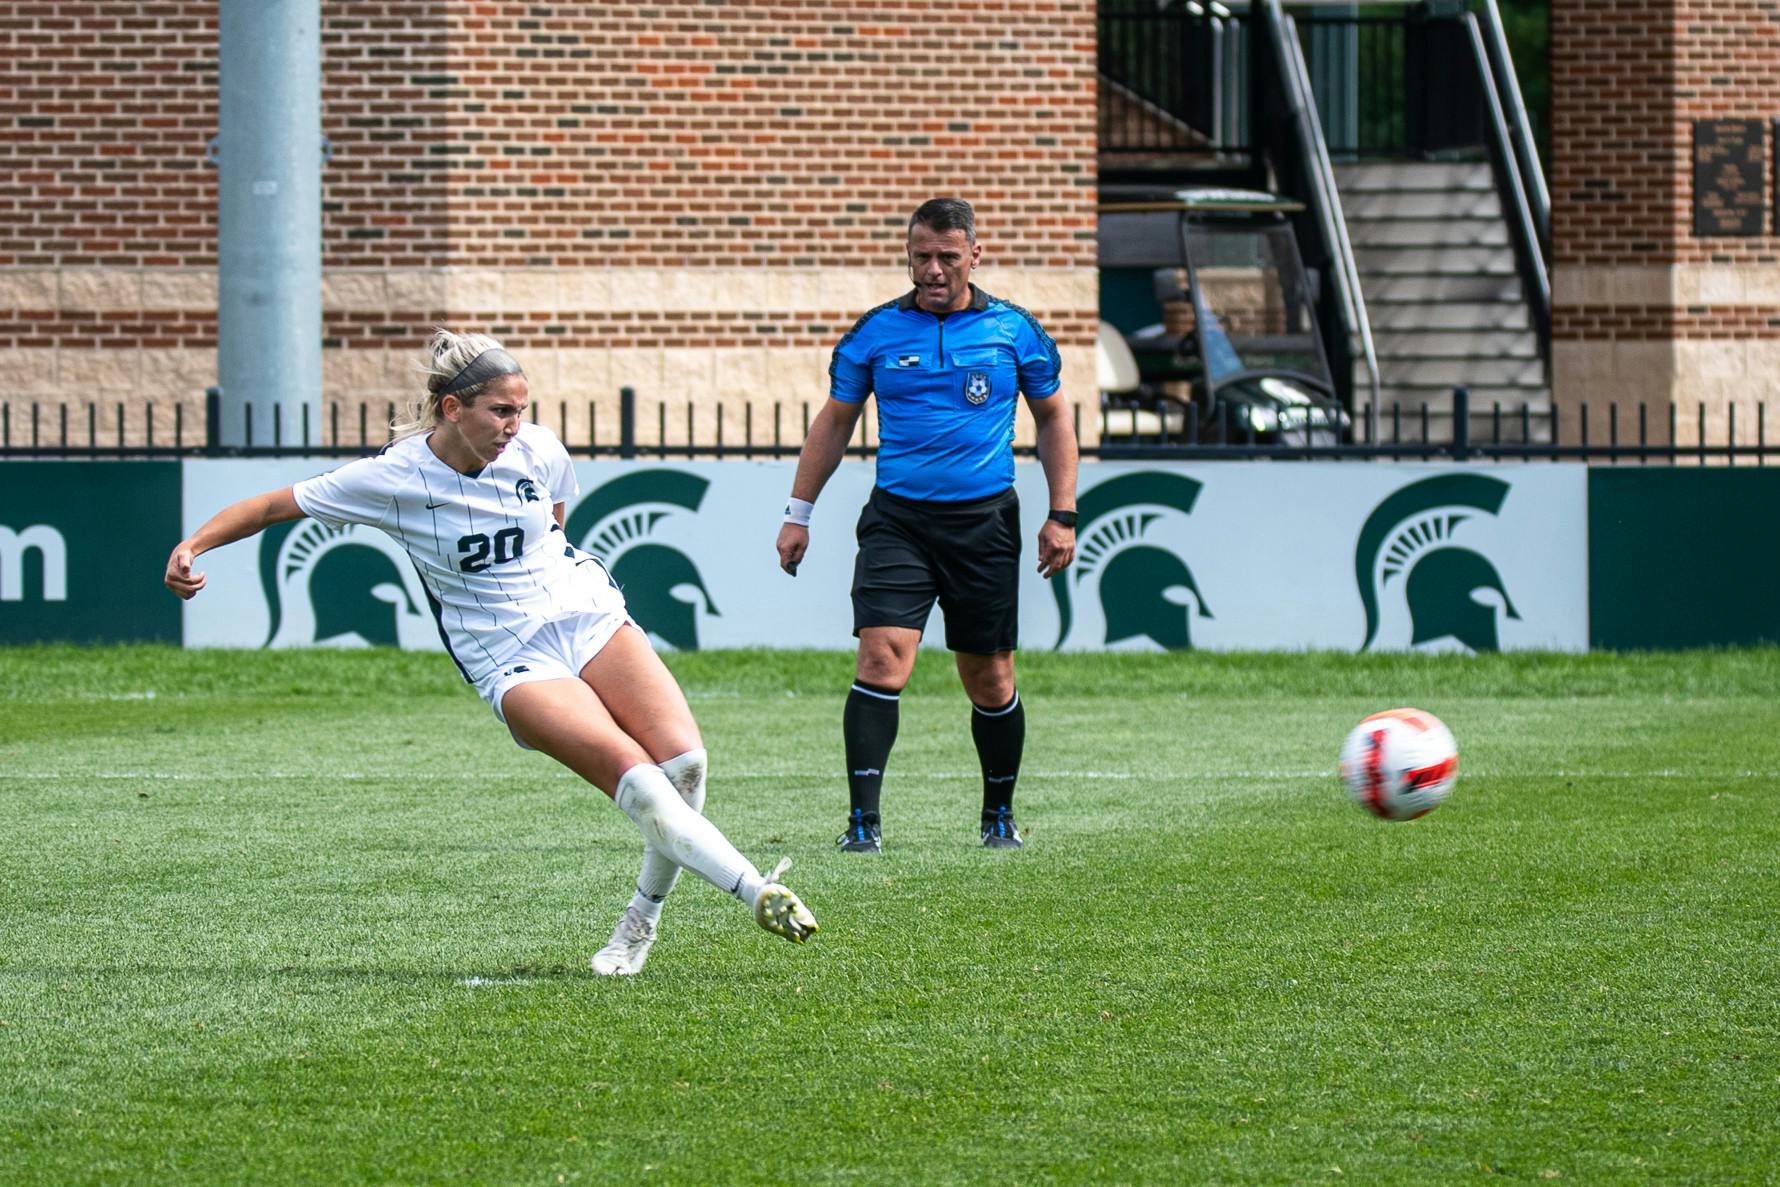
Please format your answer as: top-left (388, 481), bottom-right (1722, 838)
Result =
top-left (1, 1), bottom-right (1100, 448)
top-left (1551, 0), bottom-right (1780, 268)
top-left (1671, 0), bottom-right (1780, 267)
top-left (1550, 0), bottom-right (1677, 268)
top-left (1551, 0), bottom-right (1780, 444)
top-left (0, 2), bottom-right (217, 267)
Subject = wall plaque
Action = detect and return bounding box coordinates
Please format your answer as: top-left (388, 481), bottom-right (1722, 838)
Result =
top-left (1693, 119), bottom-right (1765, 237)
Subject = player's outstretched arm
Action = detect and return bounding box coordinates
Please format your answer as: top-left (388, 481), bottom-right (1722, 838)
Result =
top-left (164, 486), bottom-right (305, 600)
top-left (776, 398), bottom-right (864, 576)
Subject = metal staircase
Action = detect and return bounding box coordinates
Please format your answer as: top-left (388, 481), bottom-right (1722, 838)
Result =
top-left (1336, 160), bottom-right (1549, 437)
top-left (1098, 0), bottom-right (1552, 445)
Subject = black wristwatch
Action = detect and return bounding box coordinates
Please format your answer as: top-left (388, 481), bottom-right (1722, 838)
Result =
top-left (1047, 509), bottom-right (1078, 529)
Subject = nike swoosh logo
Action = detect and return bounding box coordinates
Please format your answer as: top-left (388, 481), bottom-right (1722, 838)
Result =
top-left (425, 500), bottom-right (448, 510)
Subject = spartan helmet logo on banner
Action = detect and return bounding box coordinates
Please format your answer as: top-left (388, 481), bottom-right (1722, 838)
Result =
top-left (1355, 474), bottom-right (1521, 653)
top-left (258, 519), bottom-right (440, 651)
top-left (1051, 471), bottom-right (1212, 651)
top-left (563, 470), bottom-right (718, 652)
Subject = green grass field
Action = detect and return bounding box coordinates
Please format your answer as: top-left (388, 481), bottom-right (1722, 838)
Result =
top-left (2, 645), bottom-right (1777, 1186)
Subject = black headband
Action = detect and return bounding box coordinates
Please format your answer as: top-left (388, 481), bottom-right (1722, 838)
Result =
top-left (437, 348), bottom-right (524, 396)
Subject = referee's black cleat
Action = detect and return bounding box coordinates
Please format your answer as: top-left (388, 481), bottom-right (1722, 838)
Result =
top-left (981, 807), bottom-right (1023, 850)
top-left (836, 808), bottom-right (882, 853)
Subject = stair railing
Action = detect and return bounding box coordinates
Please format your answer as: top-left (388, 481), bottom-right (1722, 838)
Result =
top-left (1478, 0), bottom-right (1549, 256)
top-left (1208, 3), bottom-right (1247, 154)
top-left (1259, 0), bottom-right (1381, 411)
top-left (1462, 10), bottom-right (1550, 369)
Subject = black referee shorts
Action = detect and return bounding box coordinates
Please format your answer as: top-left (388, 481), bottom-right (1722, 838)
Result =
top-left (851, 485), bottom-right (1021, 654)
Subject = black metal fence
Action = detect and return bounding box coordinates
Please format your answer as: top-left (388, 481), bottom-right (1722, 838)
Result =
top-left (1310, 12), bottom-right (1491, 159)
top-left (0, 388), bottom-right (1772, 465)
top-left (1098, 389), bottom-right (1773, 463)
top-left (1099, 1), bottom-right (1248, 157)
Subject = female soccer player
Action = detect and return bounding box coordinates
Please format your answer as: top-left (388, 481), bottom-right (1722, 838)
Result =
top-left (164, 329), bottom-right (817, 975)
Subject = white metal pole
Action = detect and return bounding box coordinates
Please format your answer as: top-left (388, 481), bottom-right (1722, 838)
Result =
top-left (215, 0), bottom-right (322, 450)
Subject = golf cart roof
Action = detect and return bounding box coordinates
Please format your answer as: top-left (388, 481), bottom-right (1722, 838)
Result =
top-left (1098, 186), bottom-right (1305, 215)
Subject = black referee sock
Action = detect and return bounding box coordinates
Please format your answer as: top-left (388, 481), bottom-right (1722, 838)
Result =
top-left (843, 680), bottom-right (901, 824)
top-left (971, 690), bottom-right (1025, 820)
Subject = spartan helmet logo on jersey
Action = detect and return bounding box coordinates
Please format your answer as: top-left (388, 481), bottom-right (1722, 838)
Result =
top-left (515, 478), bottom-right (540, 503)
top-left (1051, 471), bottom-right (1212, 651)
top-left (1355, 474), bottom-right (1521, 653)
top-left (258, 519), bottom-right (440, 651)
top-left (562, 470), bottom-right (718, 652)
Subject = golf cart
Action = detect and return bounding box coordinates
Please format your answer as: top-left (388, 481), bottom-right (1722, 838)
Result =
top-left (1097, 187), bottom-right (1348, 446)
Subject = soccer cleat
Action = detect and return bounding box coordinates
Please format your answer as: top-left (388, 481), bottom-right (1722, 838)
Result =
top-left (590, 904), bottom-right (657, 976)
top-left (981, 807), bottom-right (1023, 850)
top-left (836, 808), bottom-right (882, 854)
top-left (753, 857), bottom-right (819, 944)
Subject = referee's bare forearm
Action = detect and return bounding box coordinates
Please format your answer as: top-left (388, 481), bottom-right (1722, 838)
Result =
top-left (1033, 401), bottom-right (1079, 512)
top-left (790, 398), bottom-right (864, 502)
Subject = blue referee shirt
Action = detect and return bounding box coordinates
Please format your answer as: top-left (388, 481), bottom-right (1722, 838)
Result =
top-left (829, 286), bottom-right (1063, 502)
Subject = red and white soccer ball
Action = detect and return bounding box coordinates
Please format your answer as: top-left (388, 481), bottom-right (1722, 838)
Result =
top-left (1339, 708), bottom-right (1459, 821)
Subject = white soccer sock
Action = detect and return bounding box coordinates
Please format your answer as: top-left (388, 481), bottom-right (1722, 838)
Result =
top-left (616, 763), bottom-right (763, 904)
top-left (660, 748), bottom-right (710, 813)
top-left (630, 748), bottom-right (709, 918)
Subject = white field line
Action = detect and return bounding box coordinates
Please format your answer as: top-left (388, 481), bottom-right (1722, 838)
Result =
top-left (0, 769), bottom-right (1141, 782)
top-left (456, 977), bottom-right (534, 988)
top-left (14, 691), bottom-right (163, 701)
top-left (20, 689), bottom-right (790, 703)
top-left (5, 769), bottom-right (1780, 782)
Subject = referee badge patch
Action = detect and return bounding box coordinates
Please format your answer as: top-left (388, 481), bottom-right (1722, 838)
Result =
top-left (964, 371), bottom-right (991, 405)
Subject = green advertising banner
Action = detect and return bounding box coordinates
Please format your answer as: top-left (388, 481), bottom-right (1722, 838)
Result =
top-left (4, 460), bottom-right (1778, 653)
top-left (1588, 468), bottom-right (1780, 649)
top-left (0, 462), bottom-right (183, 644)
top-left (180, 459), bottom-right (1589, 654)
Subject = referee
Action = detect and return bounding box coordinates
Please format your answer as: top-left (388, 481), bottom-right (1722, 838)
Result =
top-left (775, 197), bottom-right (1079, 852)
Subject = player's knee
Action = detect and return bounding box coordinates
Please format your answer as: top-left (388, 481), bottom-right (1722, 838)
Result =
top-left (968, 680), bottom-right (1015, 710)
top-left (661, 747), bottom-right (707, 812)
top-left (958, 659), bottom-right (1014, 706)
top-left (616, 763), bottom-right (680, 846)
top-left (856, 665), bottom-right (908, 692)
top-left (856, 643), bottom-right (915, 689)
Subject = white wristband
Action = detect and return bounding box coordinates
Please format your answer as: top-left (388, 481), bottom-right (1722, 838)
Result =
top-left (783, 496), bottom-right (814, 527)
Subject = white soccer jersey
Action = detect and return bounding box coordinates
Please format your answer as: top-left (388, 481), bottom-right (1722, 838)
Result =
top-left (291, 422), bottom-right (624, 683)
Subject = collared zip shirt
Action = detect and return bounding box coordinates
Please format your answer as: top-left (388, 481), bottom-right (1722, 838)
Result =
top-left (828, 286), bottom-right (1063, 502)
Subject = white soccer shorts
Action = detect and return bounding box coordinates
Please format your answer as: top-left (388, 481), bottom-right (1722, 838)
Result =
top-left (475, 608), bottom-right (642, 746)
